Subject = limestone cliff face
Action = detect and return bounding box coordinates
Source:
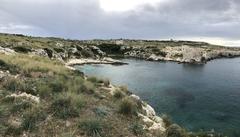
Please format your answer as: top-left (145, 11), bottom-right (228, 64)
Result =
top-left (124, 45), bottom-right (240, 63)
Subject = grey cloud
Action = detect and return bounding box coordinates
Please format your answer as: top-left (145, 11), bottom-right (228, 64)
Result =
top-left (0, 0), bottom-right (239, 42)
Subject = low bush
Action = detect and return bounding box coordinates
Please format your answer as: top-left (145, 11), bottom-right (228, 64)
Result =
top-left (87, 76), bottom-right (98, 83)
top-left (10, 100), bottom-right (33, 113)
top-left (78, 118), bottom-right (106, 137)
top-left (21, 106), bottom-right (47, 131)
top-left (94, 106), bottom-right (109, 117)
top-left (13, 46), bottom-right (32, 53)
top-left (2, 77), bottom-right (36, 95)
top-left (113, 90), bottom-right (125, 99)
top-left (49, 78), bottom-right (67, 93)
top-left (87, 77), bottom-right (109, 87)
top-left (50, 93), bottom-right (84, 119)
top-left (2, 78), bottom-right (24, 92)
top-left (118, 98), bottom-right (137, 115)
top-left (4, 125), bottom-right (22, 136)
top-left (79, 81), bottom-right (95, 94)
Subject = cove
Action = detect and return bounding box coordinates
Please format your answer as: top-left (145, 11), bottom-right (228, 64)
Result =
top-left (75, 58), bottom-right (240, 136)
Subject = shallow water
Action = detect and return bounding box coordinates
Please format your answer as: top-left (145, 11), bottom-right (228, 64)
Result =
top-left (75, 58), bottom-right (240, 136)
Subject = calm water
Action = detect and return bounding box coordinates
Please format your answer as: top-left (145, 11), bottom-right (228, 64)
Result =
top-left (75, 58), bottom-right (240, 136)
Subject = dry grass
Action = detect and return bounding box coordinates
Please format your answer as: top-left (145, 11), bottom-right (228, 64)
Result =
top-left (0, 53), bottom-right (68, 75)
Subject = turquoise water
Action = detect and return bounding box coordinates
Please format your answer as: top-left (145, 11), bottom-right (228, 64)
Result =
top-left (75, 58), bottom-right (240, 136)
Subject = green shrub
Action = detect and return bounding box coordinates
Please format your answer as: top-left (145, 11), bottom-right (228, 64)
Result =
top-left (0, 124), bottom-right (7, 135)
top-left (49, 78), bottom-right (67, 93)
top-left (13, 46), bottom-right (32, 53)
top-left (87, 76), bottom-right (98, 83)
top-left (3, 78), bottom-right (24, 92)
top-left (79, 81), bottom-right (95, 94)
top-left (87, 77), bottom-right (110, 87)
top-left (0, 60), bottom-right (19, 74)
top-left (4, 125), bottom-right (22, 136)
top-left (37, 83), bottom-right (52, 99)
top-left (94, 106), bottom-right (109, 117)
top-left (0, 105), bottom-right (8, 119)
top-left (113, 90), bottom-right (125, 99)
top-left (21, 106), bottom-right (47, 131)
top-left (78, 119), bottom-right (105, 137)
top-left (1, 96), bottom-right (15, 103)
top-left (81, 49), bottom-right (94, 58)
top-left (50, 95), bottom-right (79, 119)
top-left (67, 92), bottom-right (86, 110)
top-left (118, 98), bottom-right (137, 115)
top-left (129, 122), bottom-right (145, 136)
top-left (53, 47), bottom-right (65, 53)
top-left (2, 77), bottom-right (34, 94)
top-left (10, 100), bottom-right (33, 113)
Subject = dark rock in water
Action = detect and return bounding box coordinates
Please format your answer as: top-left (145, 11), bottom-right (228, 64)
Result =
top-left (165, 90), bottom-right (195, 108)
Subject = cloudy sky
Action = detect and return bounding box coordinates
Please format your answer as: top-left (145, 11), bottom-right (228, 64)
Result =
top-left (0, 0), bottom-right (240, 46)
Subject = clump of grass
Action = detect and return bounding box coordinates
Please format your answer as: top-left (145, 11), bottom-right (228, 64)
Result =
top-left (13, 46), bottom-right (32, 53)
top-left (79, 81), bottom-right (95, 94)
top-left (2, 77), bottom-right (24, 92)
top-left (129, 122), bottom-right (145, 136)
top-left (50, 93), bottom-right (85, 119)
top-left (10, 100), bottom-right (33, 114)
top-left (2, 77), bottom-right (36, 95)
top-left (118, 98), bottom-right (137, 115)
top-left (37, 82), bottom-right (53, 99)
top-left (4, 125), bottom-right (22, 136)
top-left (94, 106), bottom-right (109, 117)
top-left (87, 77), bottom-right (110, 87)
top-left (87, 76), bottom-right (98, 83)
top-left (50, 97), bottom-right (78, 119)
top-left (49, 78), bottom-right (67, 93)
top-left (21, 106), bottom-right (47, 132)
top-left (0, 124), bottom-right (7, 135)
top-left (0, 59), bottom-right (19, 73)
top-left (78, 118), bottom-right (106, 137)
top-left (113, 89), bottom-right (125, 99)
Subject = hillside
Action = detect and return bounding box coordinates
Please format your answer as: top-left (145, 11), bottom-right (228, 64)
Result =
top-left (0, 33), bottom-right (234, 137)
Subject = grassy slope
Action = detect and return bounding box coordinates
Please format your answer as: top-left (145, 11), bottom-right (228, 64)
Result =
top-left (0, 53), bottom-right (151, 137)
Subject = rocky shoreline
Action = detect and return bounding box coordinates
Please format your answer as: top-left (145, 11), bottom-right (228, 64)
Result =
top-left (1, 33), bottom-right (240, 65)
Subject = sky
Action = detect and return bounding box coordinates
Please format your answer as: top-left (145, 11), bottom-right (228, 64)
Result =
top-left (0, 0), bottom-right (240, 46)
